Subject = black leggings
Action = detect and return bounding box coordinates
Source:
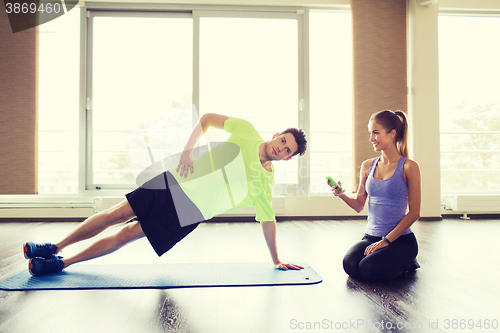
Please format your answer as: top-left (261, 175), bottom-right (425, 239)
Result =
top-left (343, 233), bottom-right (418, 282)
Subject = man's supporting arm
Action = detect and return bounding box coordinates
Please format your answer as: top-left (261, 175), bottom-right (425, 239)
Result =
top-left (261, 221), bottom-right (304, 271)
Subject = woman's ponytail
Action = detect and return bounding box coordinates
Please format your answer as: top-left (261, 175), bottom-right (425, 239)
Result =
top-left (394, 111), bottom-right (408, 157)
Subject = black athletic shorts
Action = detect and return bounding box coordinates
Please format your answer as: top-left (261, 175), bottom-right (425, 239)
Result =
top-left (126, 171), bottom-right (203, 256)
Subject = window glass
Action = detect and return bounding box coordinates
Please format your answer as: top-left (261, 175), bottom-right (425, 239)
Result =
top-left (38, 8), bottom-right (80, 193)
top-left (199, 16), bottom-right (299, 188)
top-left (91, 16), bottom-right (193, 185)
top-left (309, 11), bottom-right (353, 195)
top-left (439, 15), bottom-right (500, 193)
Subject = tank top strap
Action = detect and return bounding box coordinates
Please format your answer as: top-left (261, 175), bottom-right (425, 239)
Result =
top-left (396, 156), bottom-right (408, 171)
top-left (394, 156), bottom-right (408, 181)
top-left (368, 157), bottom-right (380, 177)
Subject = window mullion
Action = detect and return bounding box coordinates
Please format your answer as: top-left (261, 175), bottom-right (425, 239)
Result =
top-left (299, 8), bottom-right (310, 197)
top-left (193, 11), bottom-right (201, 125)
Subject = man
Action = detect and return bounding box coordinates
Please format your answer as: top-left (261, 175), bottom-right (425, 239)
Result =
top-left (24, 113), bottom-right (307, 276)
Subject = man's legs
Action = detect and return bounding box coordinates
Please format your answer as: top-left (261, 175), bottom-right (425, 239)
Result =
top-left (53, 199), bottom-right (137, 254)
top-left (62, 220), bottom-right (145, 268)
top-left (27, 199), bottom-right (145, 275)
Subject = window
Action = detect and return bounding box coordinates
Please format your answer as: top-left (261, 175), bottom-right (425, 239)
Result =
top-left (89, 13), bottom-right (193, 188)
top-left (38, 8), bottom-right (80, 194)
top-left (86, 10), bottom-right (305, 192)
top-left (197, 14), bottom-right (300, 192)
top-left (309, 10), bottom-right (353, 195)
top-left (39, 6), bottom-right (354, 196)
top-left (439, 15), bottom-right (500, 193)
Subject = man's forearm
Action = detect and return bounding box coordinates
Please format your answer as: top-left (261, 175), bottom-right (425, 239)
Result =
top-left (183, 118), bottom-right (206, 152)
top-left (261, 221), bottom-right (280, 264)
top-left (183, 113), bottom-right (228, 152)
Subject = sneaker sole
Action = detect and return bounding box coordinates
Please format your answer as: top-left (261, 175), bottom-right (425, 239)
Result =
top-left (23, 243), bottom-right (30, 260)
top-left (28, 259), bottom-right (37, 276)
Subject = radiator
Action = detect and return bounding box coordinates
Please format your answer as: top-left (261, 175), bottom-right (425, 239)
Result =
top-left (0, 197), bottom-right (103, 213)
top-left (443, 195), bottom-right (500, 218)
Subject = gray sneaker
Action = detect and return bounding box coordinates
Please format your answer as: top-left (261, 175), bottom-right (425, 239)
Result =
top-left (23, 241), bottom-right (58, 259)
top-left (29, 257), bottom-right (64, 276)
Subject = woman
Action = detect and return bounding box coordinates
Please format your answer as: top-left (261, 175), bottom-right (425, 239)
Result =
top-left (329, 110), bottom-right (421, 282)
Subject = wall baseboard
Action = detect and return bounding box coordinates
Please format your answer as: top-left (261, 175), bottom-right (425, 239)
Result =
top-left (0, 216), bottom-right (368, 223)
top-left (0, 215), bottom-right (471, 223)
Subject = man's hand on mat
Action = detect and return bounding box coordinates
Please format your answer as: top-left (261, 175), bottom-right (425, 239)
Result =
top-left (176, 151), bottom-right (194, 178)
top-left (275, 262), bottom-right (304, 270)
top-left (364, 241), bottom-right (388, 256)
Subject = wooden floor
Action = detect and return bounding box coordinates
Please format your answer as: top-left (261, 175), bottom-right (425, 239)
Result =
top-left (0, 218), bottom-right (499, 333)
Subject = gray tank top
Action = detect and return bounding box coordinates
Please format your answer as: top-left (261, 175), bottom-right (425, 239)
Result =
top-left (365, 156), bottom-right (412, 237)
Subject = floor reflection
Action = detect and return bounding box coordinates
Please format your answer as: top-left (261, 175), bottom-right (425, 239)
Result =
top-left (345, 273), bottom-right (424, 332)
top-left (156, 290), bottom-right (189, 333)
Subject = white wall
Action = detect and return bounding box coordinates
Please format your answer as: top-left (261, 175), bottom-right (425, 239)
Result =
top-left (408, 0), bottom-right (441, 218)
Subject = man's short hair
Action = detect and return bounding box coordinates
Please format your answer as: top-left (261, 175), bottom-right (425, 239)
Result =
top-left (280, 128), bottom-right (307, 157)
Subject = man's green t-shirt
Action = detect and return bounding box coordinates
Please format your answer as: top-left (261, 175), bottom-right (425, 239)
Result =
top-left (170, 117), bottom-right (275, 222)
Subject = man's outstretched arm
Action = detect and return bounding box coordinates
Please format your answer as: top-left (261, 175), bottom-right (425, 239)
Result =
top-left (177, 113), bottom-right (229, 177)
top-left (261, 221), bottom-right (304, 271)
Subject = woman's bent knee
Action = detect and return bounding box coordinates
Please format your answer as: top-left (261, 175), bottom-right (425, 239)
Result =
top-left (358, 259), bottom-right (379, 281)
top-left (343, 255), bottom-right (360, 278)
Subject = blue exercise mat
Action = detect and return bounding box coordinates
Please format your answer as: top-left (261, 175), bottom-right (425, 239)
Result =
top-left (0, 262), bottom-right (321, 290)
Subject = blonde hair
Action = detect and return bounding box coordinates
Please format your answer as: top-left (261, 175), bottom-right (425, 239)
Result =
top-left (370, 110), bottom-right (409, 157)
